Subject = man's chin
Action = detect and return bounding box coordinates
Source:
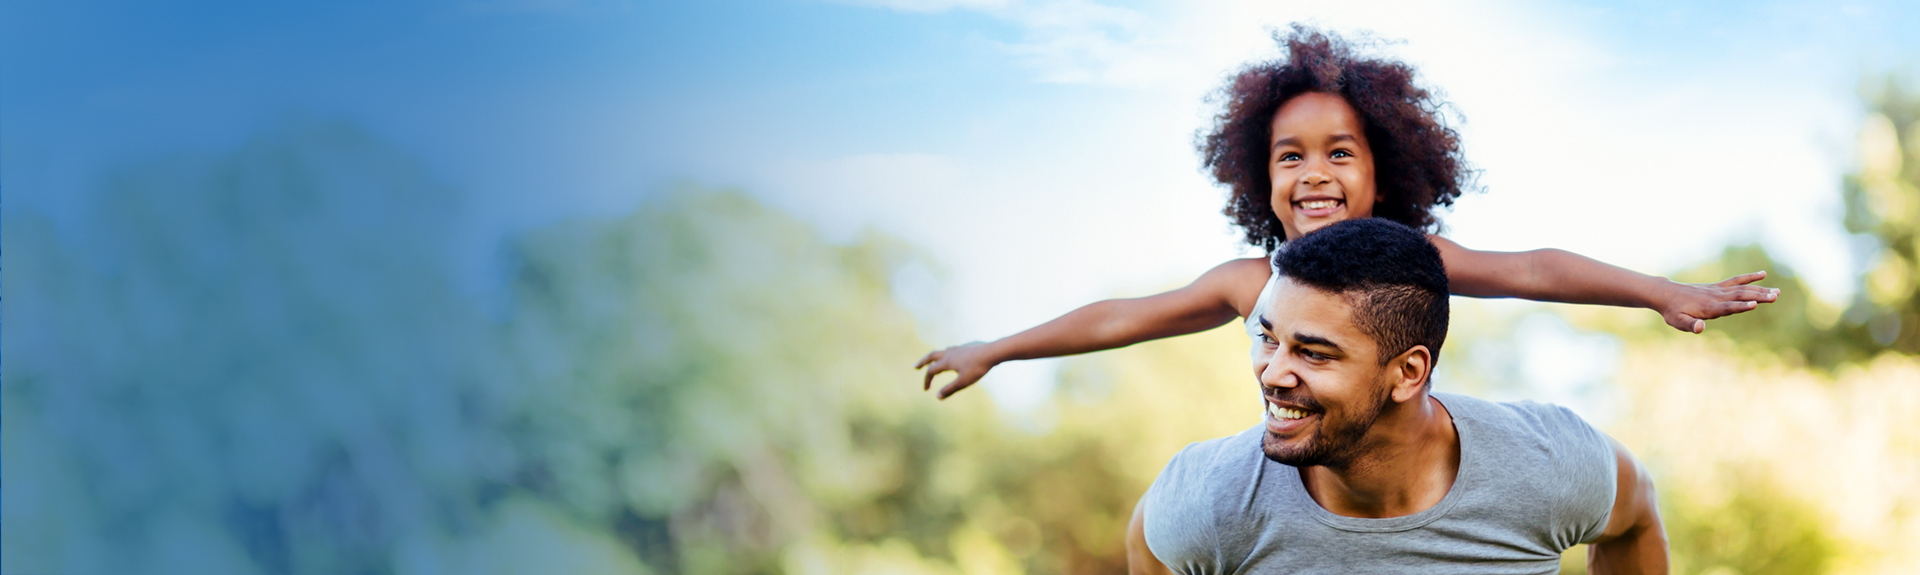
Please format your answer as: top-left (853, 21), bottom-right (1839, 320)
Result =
top-left (1262, 431), bottom-right (1330, 467)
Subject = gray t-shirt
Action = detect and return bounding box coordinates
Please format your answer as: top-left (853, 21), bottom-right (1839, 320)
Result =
top-left (1142, 392), bottom-right (1617, 575)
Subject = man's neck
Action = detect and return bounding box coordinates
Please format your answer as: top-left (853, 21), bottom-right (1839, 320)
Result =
top-left (1301, 394), bottom-right (1460, 519)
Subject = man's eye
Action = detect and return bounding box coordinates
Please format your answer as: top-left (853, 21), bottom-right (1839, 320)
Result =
top-left (1302, 349), bottom-right (1329, 361)
top-left (1259, 333), bottom-right (1278, 345)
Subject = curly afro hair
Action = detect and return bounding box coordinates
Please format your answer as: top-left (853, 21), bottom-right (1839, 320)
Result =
top-left (1200, 25), bottom-right (1474, 254)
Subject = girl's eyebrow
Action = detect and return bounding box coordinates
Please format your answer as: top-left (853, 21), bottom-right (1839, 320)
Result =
top-left (1272, 133), bottom-right (1359, 150)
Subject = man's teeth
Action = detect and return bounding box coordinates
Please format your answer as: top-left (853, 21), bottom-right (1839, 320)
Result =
top-left (1268, 403), bottom-right (1308, 421)
top-left (1298, 199), bottom-right (1340, 210)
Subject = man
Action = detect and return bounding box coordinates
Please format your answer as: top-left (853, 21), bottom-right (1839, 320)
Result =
top-left (1126, 218), bottom-right (1668, 574)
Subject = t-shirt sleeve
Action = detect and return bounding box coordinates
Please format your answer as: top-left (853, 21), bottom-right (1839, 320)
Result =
top-left (1142, 441), bottom-right (1228, 574)
top-left (1535, 403), bottom-right (1618, 549)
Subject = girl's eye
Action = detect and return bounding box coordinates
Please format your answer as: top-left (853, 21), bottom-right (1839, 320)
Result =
top-left (1278, 152), bottom-right (1301, 162)
top-left (1331, 149), bottom-right (1353, 159)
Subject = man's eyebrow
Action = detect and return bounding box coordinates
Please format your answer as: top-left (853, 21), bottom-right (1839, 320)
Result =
top-left (1258, 316), bottom-right (1274, 332)
top-left (1293, 332), bottom-right (1344, 353)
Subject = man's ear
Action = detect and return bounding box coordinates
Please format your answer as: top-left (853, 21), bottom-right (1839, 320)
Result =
top-left (1386, 345), bottom-right (1432, 403)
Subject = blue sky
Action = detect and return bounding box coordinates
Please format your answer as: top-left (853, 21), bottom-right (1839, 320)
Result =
top-left (8, 0), bottom-right (1920, 406)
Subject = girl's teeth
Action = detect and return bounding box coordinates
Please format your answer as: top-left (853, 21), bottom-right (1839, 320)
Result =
top-left (1300, 200), bottom-right (1338, 210)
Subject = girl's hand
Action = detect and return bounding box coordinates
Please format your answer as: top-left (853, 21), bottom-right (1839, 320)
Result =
top-left (1659, 271), bottom-right (1779, 334)
top-left (916, 342), bottom-right (999, 400)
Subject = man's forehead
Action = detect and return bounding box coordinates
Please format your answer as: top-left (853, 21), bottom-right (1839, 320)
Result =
top-left (1263, 278), bottom-right (1362, 340)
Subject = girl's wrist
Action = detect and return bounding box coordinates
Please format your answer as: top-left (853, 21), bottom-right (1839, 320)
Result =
top-left (1644, 276), bottom-right (1680, 311)
top-left (979, 338), bottom-right (1016, 365)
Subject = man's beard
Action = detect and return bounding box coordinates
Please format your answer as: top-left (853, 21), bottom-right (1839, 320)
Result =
top-left (1261, 383), bottom-right (1392, 468)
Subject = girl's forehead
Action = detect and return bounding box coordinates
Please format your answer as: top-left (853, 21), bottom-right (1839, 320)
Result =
top-left (1270, 93), bottom-right (1365, 141)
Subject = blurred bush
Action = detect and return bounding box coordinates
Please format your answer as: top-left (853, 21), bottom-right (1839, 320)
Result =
top-left (0, 119), bottom-right (1255, 575)
top-left (1551, 78), bottom-right (1920, 575)
top-left (2, 120), bottom-right (965, 574)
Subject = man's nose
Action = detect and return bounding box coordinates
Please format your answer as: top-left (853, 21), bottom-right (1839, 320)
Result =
top-left (1257, 352), bottom-right (1299, 389)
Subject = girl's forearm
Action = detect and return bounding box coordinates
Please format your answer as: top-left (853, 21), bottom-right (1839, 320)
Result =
top-left (984, 300), bottom-right (1131, 363)
top-left (1440, 238), bottom-right (1770, 334)
top-left (971, 257), bottom-right (1264, 366)
top-left (986, 295), bottom-right (1240, 364)
top-left (1523, 249), bottom-right (1672, 310)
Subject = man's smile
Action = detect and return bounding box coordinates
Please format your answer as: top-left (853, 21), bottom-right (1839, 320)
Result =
top-left (1266, 400), bottom-right (1320, 434)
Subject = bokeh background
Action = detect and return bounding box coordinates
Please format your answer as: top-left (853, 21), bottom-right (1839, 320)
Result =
top-left (5, 1), bottom-right (1919, 574)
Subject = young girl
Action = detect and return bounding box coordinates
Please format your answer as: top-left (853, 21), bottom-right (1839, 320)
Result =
top-left (917, 26), bottom-right (1777, 399)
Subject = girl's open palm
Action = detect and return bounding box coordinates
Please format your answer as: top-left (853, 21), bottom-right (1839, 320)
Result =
top-left (1660, 271), bottom-right (1779, 333)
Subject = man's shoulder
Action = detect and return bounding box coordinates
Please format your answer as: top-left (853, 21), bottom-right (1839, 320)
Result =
top-left (1167, 424), bottom-right (1265, 473)
top-left (1436, 392), bottom-right (1595, 439)
top-left (1149, 424), bottom-right (1266, 506)
top-left (1437, 392), bottom-right (1619, 548)
top-left (1143, 424), bottom-right (1267, 572)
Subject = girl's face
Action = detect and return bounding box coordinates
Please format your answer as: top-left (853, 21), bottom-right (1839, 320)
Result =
top-left (1268, 92), bottom-right (1378, 241)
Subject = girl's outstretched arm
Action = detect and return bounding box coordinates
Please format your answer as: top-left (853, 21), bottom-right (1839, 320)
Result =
top-left (1430, 235), bottom-right (1778, 333)
top-left (916, 257), bottom-right (1270, 399)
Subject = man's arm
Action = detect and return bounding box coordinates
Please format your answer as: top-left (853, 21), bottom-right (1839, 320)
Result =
top-left (1430, 235), bottom-right (1776, 334)
top-left (1586, 436), bottom-right (1668, 574)
top-left (1127, 496), bottom-right (1177, 575)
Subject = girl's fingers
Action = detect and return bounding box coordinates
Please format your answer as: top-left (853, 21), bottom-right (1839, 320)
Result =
top-left (1732, 286), bottom-right (1779, 302)
top-left (1667, 312), bottom-right (1704, 333)
top-left (938, 373), bottom-right (975, 400)
top-left (1716, 270), bottom-right (1767, 287)
top-left (1705, 300), bottom-right (1760, 318)
top-left (923, 361), bottom-right (944, 390)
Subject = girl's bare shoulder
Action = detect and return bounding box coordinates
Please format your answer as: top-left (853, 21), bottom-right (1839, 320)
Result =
top-left (1201, 256), bottom-right (1273, 317)
top-left (1209, 256), bottom-right (1272, 277)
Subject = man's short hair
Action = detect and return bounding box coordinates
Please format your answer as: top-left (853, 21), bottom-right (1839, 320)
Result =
top-left (1272, 218), bottom-right (1449, 373)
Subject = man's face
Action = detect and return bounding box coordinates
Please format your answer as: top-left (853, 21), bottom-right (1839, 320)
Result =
top-left (1268, 92), bottom-right (1378, 241)
top-left (1253, 277), bottom-right (1394, 467)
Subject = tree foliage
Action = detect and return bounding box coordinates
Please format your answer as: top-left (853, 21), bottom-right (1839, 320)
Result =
top-left (1672, 78), bottom-right (1920, 368)
top-left (2, 120), bottom-right (1243, 575)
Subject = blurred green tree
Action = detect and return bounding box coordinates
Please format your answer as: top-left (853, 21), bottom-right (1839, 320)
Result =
top-left (1671, 78), bottom-right (1920, 368)
top-left (0, 118), bottom-right (1181, 574)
